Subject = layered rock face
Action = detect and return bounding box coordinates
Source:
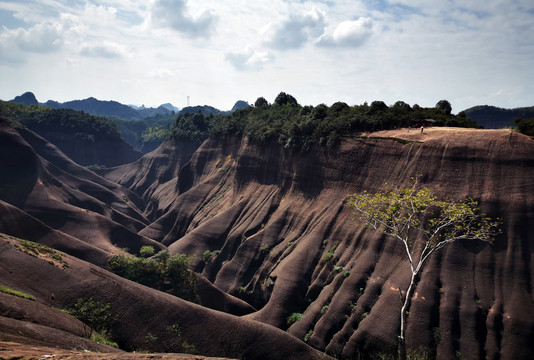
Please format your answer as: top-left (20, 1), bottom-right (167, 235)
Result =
top-left (1, 115), bottom-right (533, 359)
top-left (121, 128), bottom-right (533, 359)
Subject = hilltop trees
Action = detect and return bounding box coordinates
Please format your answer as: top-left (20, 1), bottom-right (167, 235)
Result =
top-left (436, 100), bottom-right (452, 115)
top-left (346, 178), bottom-right (500, 360)
top-left (209, 95), bottom-right (478, 151)
top-left (274, 92), bottom-right (298, 107)
top-left (254, 96), bottom-right (269, 108)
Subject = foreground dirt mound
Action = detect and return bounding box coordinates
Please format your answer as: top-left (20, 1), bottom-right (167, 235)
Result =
top-left (0, 234), bottom-right (331, 360)
top-left (111, 128), bottom-right (533, 359)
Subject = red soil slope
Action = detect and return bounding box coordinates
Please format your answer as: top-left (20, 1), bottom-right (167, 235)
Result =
top-left (114, 127), bottom-right (533, 359)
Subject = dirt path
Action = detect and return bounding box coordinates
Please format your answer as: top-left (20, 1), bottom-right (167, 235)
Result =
top-left (0, 341), bottom-right (235, 360)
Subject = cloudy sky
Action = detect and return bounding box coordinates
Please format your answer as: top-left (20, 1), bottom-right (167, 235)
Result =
top-left (0, 0), bottom-right (533, 112)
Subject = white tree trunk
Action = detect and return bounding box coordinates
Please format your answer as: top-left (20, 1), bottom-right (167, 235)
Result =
top-left (399, 270), bottom-right (417, 360)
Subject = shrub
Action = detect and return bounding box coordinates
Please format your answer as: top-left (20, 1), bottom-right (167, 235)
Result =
top-left (203, 250), bottom-right (213, 263)
top-left (139, 245), bottom-right (155, 258)
top-left (108, 252), bottom-right (198, 303)
top-left (287, 312), bottom-right (303, 326)
top-left (68, 297), bottom-right (115, 338)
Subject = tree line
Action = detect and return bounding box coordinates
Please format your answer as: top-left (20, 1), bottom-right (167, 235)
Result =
top-left (168, 92), bottom-right (479, 151)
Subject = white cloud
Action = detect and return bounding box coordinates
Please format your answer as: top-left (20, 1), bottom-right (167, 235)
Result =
top-left (150, 0), bottom-right (218, 38)
top-left (262, 7), bottom-right (326, 50)
top-left (1, 20), bottom-right (65, 53)
top-left (79, 41), bottom-right (126, 58)
top-left (1, 1), bottom-right (533, 111)
top-left (317, 17), bottom-right (377, 48)
top-left (147, 67), bottom-right (175, 79)
top-left (225, 47), bottom-right (275, 72)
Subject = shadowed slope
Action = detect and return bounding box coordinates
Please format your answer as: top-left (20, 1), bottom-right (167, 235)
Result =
top-left (0, 118), bottom-right (164, 263)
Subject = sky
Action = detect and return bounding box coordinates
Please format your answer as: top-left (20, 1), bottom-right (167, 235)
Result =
top-left (0, 0), bottom-right (533, 113)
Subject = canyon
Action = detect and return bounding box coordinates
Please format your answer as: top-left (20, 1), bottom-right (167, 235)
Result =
top-left (1, 117), bottom-right (533, 359)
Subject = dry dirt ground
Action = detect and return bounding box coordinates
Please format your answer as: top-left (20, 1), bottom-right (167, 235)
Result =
top-left (0, 341), bottom-right (235, 360)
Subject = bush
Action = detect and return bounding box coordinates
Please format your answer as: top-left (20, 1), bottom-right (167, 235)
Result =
top-left (68, 298), bottom-right (115, 338)
top-left (139, 245), bottom-right (155, 258)
top-left (287, 312), bottom-right (303, 326)
top-left (515, 118), bottom-right (534, 136)
top-left (108, 252), bottom-right (198, 303)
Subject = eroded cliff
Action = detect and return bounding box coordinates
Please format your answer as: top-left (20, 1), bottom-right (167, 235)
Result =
top-left (121, 127), bottom-right (534, 359)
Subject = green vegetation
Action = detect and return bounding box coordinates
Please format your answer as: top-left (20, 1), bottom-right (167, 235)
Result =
top-left (346, 177), bottom-right (500, 360)
top-left (0, 285), bottom-right (36, 301)
top-left (68, 297), bottom-right (116, 340)
top-left (13, 238), bottom-right (68, 268)
top-left (139, 245), bottom-right (155, 258)
top-left (169, 111), bottom-right (214, 143)
top-left (163, 93), bottom-right (479, 151)
top-left (108, 251), bottom-right (198, 303)
top-left (91, 331), bottom-right (119, 348)
top-left (287, 312), bottom-right (303, 326)
top-left (515, 118), bottom-right (534, 136)
top-left (322, 242), bottom-right (339, 262)
top-left (304, 329), bottom-right (313, 342)
top-left (203, 249), bottom-right (217, 263)
top-left (112, 114), bottom-right (175, 150)
top-left (209, 95), bottom-right (479, 151)
top-left (0, 100), bottom-right (121, 141)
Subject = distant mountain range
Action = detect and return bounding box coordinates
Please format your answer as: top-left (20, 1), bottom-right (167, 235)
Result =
top-left (9, 92), bottom-right (250, 120)
top-left (462, 105), bottom-right (534, 129)
top-left (9, 92), bottom-right (179, 121)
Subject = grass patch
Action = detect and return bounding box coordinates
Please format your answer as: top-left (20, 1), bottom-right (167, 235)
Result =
top-left (90, 331), bottom-right (118, 348)
top-left (0, 285), bottom-right (35, 301)
top-left (14, 238), bottom-right (68, 268)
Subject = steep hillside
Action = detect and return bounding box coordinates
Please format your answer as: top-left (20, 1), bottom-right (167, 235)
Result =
top-left (0, 118), bottom-right (331, 360)
top-left (0, 117), bottom-right (159, 265)
top-left (118, 127), bottom-right (533, 359)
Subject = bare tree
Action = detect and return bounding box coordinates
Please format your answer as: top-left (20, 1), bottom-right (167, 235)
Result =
top-left (346, 178), bottom-right (500, 360)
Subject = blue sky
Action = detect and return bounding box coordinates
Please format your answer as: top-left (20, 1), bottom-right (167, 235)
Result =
top-left (0, 0), bottom-right (533, 112)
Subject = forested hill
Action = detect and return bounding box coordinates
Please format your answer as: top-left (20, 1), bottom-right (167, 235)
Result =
top-left (463, 105), bottom-right (534, 129)
top-left (0, 100), bottom-right (141, 167)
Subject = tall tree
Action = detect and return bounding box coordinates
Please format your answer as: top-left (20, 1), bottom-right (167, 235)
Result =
top-left (346, 178), bottom-right (500, 360)
top-left (435, 100), bottom-right (452, 115)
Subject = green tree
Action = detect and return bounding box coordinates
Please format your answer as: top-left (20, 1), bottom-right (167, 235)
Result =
top-left (139, 245), bottom-right (155, 258)
top-left (68, 298), bottom-right (115, 338)
top-left (346, 178), bottom-right (500, 360)
top-left (254, 96), bottom-right (269, 108)
top-left (435, 100), bottom-right (452, 115)
top-left (165, 254), bottom-right (198, 302)
top-left (274, 92), bottom-right (298, 107)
